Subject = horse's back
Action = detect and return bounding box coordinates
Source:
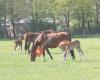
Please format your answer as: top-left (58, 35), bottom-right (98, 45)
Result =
top-left (47, 32), bottom-right (70, 41)
top-left (72, 40), bottom-right (80, 45)
top-left (24, 32), bottom-right (39, 42)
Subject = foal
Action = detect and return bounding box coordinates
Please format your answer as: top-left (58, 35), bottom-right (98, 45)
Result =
top-left (14, 36), bottom-right (23, 51)
top-left (58, 40), bottom-right (84, 61)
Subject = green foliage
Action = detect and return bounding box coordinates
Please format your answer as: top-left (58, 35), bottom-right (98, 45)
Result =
top-left (0, 0), bottom-right (100, 37)
top-left (28, 19), bottom-right (55, 32)
top-left (0, 30), bottom-right (4, 38)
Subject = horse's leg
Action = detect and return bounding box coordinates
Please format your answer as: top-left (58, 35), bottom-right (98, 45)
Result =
top-left (43, 48), bottom-right (46, 62)
top-left (70, 35), bottom-right (75, 60)
top-left (25, 42), bottom-right (30, 54)
top-left (63, 51), bottom-right (67, 61)
top-left (15, 44), bottom-right (18, 51)
top-left (45, 48), bottom-right (53, 60)
top-left (21, 44), bottom-right (22, 51)
top-left (80, 48), bottom-right (84, 56)
top-left (79, 48), bottom-right (84, 61)
top-left (77, 49), bottom-right (82, 61)
top-left (19, 45), bottom-right (21, 51)
top-left (30, 45), bottom-right (36, 61)
top-left (70, 50), bottom-right (75, 60)
top-left (31, 52), bottom-right (36, 61)
top-left (62, 47), bottom-right (67, 61)
top-left (27, 42), bottom-right (31, 54)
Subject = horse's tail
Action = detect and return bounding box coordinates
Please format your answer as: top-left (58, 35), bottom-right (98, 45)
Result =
top-left (24, 34), bottom-right (28, 51)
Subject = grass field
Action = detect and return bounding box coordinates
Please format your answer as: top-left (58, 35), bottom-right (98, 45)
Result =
top-left (0, 37), bottom-right (100, 80)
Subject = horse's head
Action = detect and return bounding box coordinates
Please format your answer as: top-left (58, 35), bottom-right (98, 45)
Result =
top-left (21, 35), bottom-right (24, 40)
top-left (18, 35), bottom-right (24, 41)
top-left (30, 32), bottom-right (48, 61)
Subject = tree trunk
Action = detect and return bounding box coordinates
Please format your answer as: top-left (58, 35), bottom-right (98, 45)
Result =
top-left (95, 0), bottom-right (99, 25)
top-left (53, 15), bottom-right (56, 30)
top-left (10, 0), bottom-right (16, 38)
top-left (3, 15), bottom-right (8, 38)
top-left (11, 18), bottom-right (16, 37)
top-left (35, 6), bottom-right (38, 32)
top-left (35, 0), bottom-right (38, 32)
top-left (30, 0), bottom-right (36, 32)
top-left (87, 21), bottom-right (91, 31)
top-left (81, 15), bottom-right (85, 34)
top-left (67, 12), bottom-right (70, 31)
top-left (64, 12), bottom-right (70, 33)
top-left (3, 0), bottom-right (8, 38)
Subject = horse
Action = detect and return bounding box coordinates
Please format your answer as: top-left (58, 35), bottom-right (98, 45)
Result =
top-left (30, 31), bottom-right (75, 61)
top-left (24, 29), bottom-right (55, 54)
top-left (24, 32), bottom-right (39, 54)
top-left (58, 40), bottom-right (84, 61)
top-left (14, 36), bottom-right (24, 51)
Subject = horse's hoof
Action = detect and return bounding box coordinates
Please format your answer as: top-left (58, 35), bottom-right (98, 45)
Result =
top-left (31, 59), bottom-right (35, 62)
top-left (31, 57), bottom-right (35, 62)
top-left (51, 58), bottom-right (53, 60)
top-left (72, 57), bottom-right (75, 60)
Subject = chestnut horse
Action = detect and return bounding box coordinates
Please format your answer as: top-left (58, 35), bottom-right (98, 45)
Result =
top-left (30, 31), bottom-right (75, 61)
top-left (14, 36), bottom-right (24, 51)
top-left (58, 40), bottom-right (84, 61)
top-left (24, 29), bottom-right (55, 54)
top-left (24, 29), bottom-right (55, 61)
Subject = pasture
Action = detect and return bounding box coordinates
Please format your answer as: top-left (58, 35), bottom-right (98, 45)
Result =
top-left (0, 37), bottom-right (100, 80)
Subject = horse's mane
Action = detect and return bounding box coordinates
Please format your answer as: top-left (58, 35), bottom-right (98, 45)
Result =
top-left (33, 31), bottom-right (47, 46)
top-left (33, 29), bottom-right (55, 45)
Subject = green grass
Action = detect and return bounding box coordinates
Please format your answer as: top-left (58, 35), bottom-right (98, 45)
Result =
top-left (0, 38), bottom-right (100, 80)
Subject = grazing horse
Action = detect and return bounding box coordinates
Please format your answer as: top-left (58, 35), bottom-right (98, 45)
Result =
top-left (14, 36), bottom-right (24, 51)
top-left (30, 31), bottom-right (75, 61)
top-left (24, 32), bottom-right (38, 54)
top-left (58, 40), bottom-right (84, 61)
top-left (24, 29), bottom-right (55, 54)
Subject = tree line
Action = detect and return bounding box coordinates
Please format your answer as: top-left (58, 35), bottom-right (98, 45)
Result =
top-left (0, 0), bottom-right (100, 38)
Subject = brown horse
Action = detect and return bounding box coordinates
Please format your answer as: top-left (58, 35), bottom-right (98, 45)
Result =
top-left (14, 36), bottom-right (24, 51)
top-left (58, 40), bottom-right (84, 61)
top-left (30, 31), bottom-right (75, 61)
top-left (24, 29), bottom-right (55, 54)
top-left (24, 32), bottom-right (38, 53)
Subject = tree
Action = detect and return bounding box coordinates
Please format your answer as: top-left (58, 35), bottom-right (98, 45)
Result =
top-left (0, 0), bottom-right (8, 38)
top-left (56, 0), bottom-right (75, 32)
top-left (73, 0), bottom-right (95, 34)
